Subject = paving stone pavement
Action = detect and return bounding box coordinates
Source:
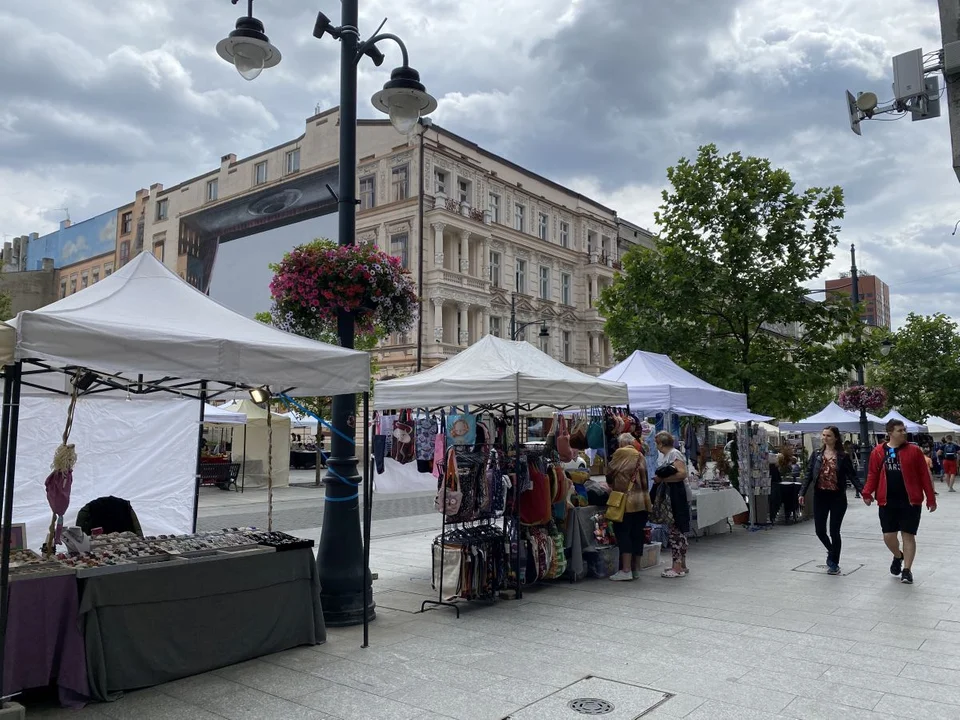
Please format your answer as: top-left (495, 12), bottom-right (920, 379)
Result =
top-left (27, 480), bottom-right (960, 720)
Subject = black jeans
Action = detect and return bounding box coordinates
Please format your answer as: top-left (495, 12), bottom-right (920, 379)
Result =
top-left (814, 488), bottom-right (848, 564)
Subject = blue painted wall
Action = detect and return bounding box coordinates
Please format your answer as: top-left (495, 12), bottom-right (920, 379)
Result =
top-left (27, 209), bottom-right (118, 270)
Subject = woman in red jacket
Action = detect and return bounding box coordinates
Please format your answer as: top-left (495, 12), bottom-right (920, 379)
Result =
top-left (862, 419), bottom-right (937, 584)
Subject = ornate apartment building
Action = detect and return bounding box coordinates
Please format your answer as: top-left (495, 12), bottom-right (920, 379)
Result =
top-left (17, 107), bottom-right (654, 378)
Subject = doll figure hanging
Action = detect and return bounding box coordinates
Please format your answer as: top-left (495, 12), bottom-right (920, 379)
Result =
top-left (42, 370), bottom-right (85, 556)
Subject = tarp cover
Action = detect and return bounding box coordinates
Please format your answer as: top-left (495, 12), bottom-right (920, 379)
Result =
top-left (373, 335), bottom-right (628, 410)
top-left (780, 401), bottom-right (885, 434)
top-left (13, 395), bottom-right (198, 552)
top-left (6, 252), bottom-right (370, 398)
top-left (880, 409), bottom-right (927, 434)
top-left (598, 350), bottom-right (769, 420)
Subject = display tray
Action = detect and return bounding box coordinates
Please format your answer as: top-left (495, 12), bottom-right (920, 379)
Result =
top-left (10, 565), bottom-right (77, 582)
top-left (75, 562), bottom-right (139, 579)
top-left (134, 555), bottom-right (190, 571)
top-left (216, 546), bottom-right (276, 557)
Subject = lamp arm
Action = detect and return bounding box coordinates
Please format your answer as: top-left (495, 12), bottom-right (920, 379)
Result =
top-left (357, 31), bottom-right (410, 67)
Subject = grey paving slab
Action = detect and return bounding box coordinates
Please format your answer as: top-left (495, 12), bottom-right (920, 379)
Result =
top-left (502, 676), bottom-right (667, 719)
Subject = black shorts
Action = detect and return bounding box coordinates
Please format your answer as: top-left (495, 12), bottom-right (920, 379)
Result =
top-left (879, 505), bottom-right (922, 535)
top-left (613, 510), bottom-right (648, 555)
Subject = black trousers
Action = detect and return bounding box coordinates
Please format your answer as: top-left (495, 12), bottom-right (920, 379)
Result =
top-left (814, 489), bottom-right (848, 564)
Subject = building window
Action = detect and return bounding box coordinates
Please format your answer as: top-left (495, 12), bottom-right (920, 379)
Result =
top-left (587, 231), bottom-right (597, 254)
top-left (490, 316), bottom-right (502, 338)
top-left (434, 169), bottom-right (447, 195)
top-left (121, 212), bottom-right (133, 234)
top-left (92, 267), bottom-right (100, 284)
top-left (391, 165), bottom-right (408, 201)
top-left (104, 264), bottom-right (113, 277)
top-left (560, 221), bottom-right (570, 249)
top-left (254, 160), bottom-right (268, 185)
top-left (515, 258), bottom-right (527, 294)
top-left (489, 250), bottom-right (502, 288)
top-left (514, 203), bottom-right (525, 232)
top-left (70, 275), bottom-right (77, 294)
top-left (119, 240), bottom-right (130, 266)
top-left (359, 176), bottom-right (376, 210)
top-left (155, 199), bottom-right (168, 221)
top-left (285, 149), bottom-right (300, 174)
top-left (206, 178), bottom-right (218, 202)
top-left (538, 213), bottom-right (549, 241)
top-left (601, 235), bottom-right (611, 262)
top-left (390, 233), bottom-right (409, 269)
top-left (153, 240), bottom-right (165, 262)
top-left (60, 280), bottom-right (66, 298)
top-left (80, 271), bottom-right (89, 289)
top-left (562, 331), bottom-right (571, 362)
top-left (458, 178), bottom-right (471, 205)
top-left (561, 273), bottom-right (571, 305)
top-left (489, 193), bottom-right (500, 223)
top-left (539, 266), bottom-right (550, 300)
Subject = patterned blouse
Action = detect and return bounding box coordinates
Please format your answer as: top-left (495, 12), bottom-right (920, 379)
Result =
top-left (817, 454), bottom-right (839, 491)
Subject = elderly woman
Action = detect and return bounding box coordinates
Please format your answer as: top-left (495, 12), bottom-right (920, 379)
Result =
top-left (654, 431), bottom-right (691, 578)
top-left (606, 433), bottom-right (651, 581)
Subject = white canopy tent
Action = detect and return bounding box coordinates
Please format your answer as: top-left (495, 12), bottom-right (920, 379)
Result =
top-left (880, 409), bottom-right (927, 434)
top-left (925, 415), bottom-right (960, 436)
top-left (598, 350), bottom-right (770, 420)
top-left (709, 420), bottom-right (781, 436)
top-left (779, 402), bottom-right (885, 434)
top-left (203, 403), bottom-right (247, 426)
top-left (222, 400), bottom-right (291, 488)
top-left (1, 251), bottom-right (370, 538)
top-left (373, 335), bottom-right (629, 410)
top-left (281, 411), bottom-right (320, 430)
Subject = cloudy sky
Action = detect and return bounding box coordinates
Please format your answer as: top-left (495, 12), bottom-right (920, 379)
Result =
top-left (0, 0), bottom-right (956, 327)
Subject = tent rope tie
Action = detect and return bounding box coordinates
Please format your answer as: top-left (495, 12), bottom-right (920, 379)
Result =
top-left (277, 394), bottom-right (361, 490)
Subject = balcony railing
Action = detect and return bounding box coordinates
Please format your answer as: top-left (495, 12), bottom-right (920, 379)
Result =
top-left (432, 193), bottom-right (492, 225)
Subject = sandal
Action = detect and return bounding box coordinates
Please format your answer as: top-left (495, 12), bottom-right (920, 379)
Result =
top-left (661, 569), bottom-right (684, 578)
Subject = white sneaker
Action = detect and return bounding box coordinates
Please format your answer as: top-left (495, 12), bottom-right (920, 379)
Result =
top-left (609, 570), bottom-right (634, 581)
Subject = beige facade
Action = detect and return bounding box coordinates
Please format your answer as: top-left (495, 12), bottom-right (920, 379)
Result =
top-left (125, 107), bottom-right (654, 377)
top-left (55, 251), bottom-right (115, 299)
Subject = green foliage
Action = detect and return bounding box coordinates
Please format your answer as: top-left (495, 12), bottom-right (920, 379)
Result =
top-left (869, 313), bottom-right (960, 420)
top-left (600, 144), bottom-right (857, 419)
top-left (0, 291), bottom-right (11, 322)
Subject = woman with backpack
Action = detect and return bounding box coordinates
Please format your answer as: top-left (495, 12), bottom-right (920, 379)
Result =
top-left (940, 435), bottom-right (959, 492)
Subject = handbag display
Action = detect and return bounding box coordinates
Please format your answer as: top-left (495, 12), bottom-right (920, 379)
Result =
top-left (434, 447), bottom-right (463, 516)
top-left (390, 409), bottom-right (416, 464)
top-left (587, 418), bottom-right (605, 450)
top-left (556, 414), bottom-right (576, 462)
top-left (570, 416), bottom-right (588, 450)
top-left (446, 413), bottom-right (477, 446)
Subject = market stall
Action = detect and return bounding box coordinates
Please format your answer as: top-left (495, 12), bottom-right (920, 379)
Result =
top-left (201, 402), bottom-right (247, 491)
top-left (926, 415), bottom-right (960, 437)
top-left (880, 409), bottom-right (927, 434)
top-left (220, 399), bottom-right (291, 488)
top-left (779, 401), bottom-right (886, 435)
top-left (0, 252), bottom-right (371, 703)
top-left (373, 335), bottom-right (629, 612)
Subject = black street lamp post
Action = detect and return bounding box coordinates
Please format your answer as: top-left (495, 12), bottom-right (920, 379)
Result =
top-left (509, 292), bottom-right (549, 341)
top-left (217, 0), bottom-right (436, 626)
top-left (850, 243), bottom-right (871, 475)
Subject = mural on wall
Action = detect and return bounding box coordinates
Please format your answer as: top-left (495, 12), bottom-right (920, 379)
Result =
top-left (26, 210), bottom-right (118, 270)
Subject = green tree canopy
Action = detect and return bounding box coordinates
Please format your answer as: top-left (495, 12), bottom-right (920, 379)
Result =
top-left (870, 313), bottom-right (960, 421)
top-left (599, 144), bottom-right (860, 419)
top-left (0, 291), bottom-right (11, 322)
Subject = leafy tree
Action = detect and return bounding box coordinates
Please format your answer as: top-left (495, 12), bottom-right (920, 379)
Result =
top-left (869, 313), bottom-right (960, 420)
top-left (0, 291), bottom-right (11, 321)
top-left (600, 144), bottom-right (859, 419)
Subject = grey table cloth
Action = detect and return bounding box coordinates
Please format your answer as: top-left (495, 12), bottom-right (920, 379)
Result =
top-left (79, 548), bottom-right (324, 701)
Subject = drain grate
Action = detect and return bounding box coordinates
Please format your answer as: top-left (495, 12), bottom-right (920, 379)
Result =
top-left (568, 698), bottom-right (615, 715)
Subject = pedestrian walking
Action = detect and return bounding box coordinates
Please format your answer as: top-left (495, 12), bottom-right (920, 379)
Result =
top-left (800, 426), bottom-right (861, 575)
top-left (862, 419), bottom-right (937, 584)
top-left (940, 435), bottom-right (959, 492)
top-left (653, 431), bottom-right (690, 578)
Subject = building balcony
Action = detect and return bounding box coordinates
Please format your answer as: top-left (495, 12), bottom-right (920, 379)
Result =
top-left (428, 193), bottom-right (491, 226)
top-left (426, 267), bottom-right (491, 294)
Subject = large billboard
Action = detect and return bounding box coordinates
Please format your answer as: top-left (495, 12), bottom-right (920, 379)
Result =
top-left (27, 209), bottom-right (118, 270)
top-left (179, 164), bottom-right (340, 298)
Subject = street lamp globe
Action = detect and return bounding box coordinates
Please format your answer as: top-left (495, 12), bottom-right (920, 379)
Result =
top-left (880, 339), bottom-right (893, 357)
top-left (217, 14), bottom-right (281, 81)
top-left (371, 66), bottom-right (437, 134)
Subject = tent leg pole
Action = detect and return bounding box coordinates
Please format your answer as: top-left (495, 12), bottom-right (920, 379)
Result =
top-left (361, 392), bottom-right (371, 648)
top-left (0, 361), bottom-right (23, 700)
top-left (241, 427), bottom-right (246, 494)
top-left (192, 381), bottom-right (208, 533)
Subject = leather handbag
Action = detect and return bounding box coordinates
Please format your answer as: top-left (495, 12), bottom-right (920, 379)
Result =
top-left (605, 476), bottom-right (634, 523)
top-left (390, 410), bottom-right (416, 464)
top-left (434, 447), bottom-right (463, 516)
top-left (587, 417), bottom-right (605, 450)
top-left (570, 416), bottom-right (588, 450)
top-left (556, 414), bottom-right (576, 462)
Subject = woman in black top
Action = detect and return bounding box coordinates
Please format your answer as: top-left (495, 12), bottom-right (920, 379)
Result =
top-left (800, 426), bottom-right (862, 575)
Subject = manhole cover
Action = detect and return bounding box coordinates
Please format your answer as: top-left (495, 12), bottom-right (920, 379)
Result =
top-left (568, 698), bottom-right (615, 715)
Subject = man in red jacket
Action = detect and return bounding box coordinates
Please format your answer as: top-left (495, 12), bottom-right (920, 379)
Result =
top-left (863, 419), bottom-right (937, 584)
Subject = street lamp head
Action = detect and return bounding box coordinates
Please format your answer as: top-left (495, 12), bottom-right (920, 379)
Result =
top-left (249, 386), bottom-right (271, 404)
top-left (880, 339), bottom-right (893, 357)
top-left (216, 3), bottom-right (281, 81)
top-left (538, 323), bottom-right (550, 339)
top-left (371, 65), bottom-right (437, 134)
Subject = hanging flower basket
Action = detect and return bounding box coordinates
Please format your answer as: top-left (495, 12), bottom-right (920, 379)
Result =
top-left (838, 385), bottom-right (887, 412)
top-left (267, 240), bottom-right (418, 339)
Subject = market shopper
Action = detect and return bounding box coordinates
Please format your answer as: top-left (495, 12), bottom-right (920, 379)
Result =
top-left (940, 435), bottom-right (959, 492)
top-left (654, 431), bottom-right (691, 578)
top-left (606, 433), bottom-right (651, 581)
top-left (800, 426), bottom-right (861, 575)
top-left (863, 419), bottom-right (937, 584)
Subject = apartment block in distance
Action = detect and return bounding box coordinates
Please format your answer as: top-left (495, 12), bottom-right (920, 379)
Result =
top-left (132, 106), bottom-right (654, 378)
top-left (826, 273), bottom-right (891, 329)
